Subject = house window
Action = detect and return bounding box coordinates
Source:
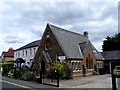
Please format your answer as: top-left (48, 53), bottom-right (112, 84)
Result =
top-left (34, 48), bottom-right (36, 54)
top-left (76, 62), bottom-right (78, 70)
top-left (72, 62), bottom-right (76, 70)
top-left (23, 50), bottom-right (24, 57)
top-left (72, 61), bottom-right (81, 71)
top-left (90, 58), bottom-right (93, 69)
top-left (97, 62), bottom-right (99, 68)
top-left (30, 48), bottom-right (32, 55)
top-left (25, 50), bottom-right (27, 56)
top-left (72, 62), bottom-right (74, 69)
top-left (78, 62), bottom-right (81, 70)
top-left (86, 54), bottom-right (93, 70)
top-left (18, 52), bottom-right (20, 57)
top-left (16, 52), bottom-right (17, 58)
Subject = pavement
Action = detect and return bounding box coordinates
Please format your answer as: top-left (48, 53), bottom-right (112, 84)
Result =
top-left (59, 74), bottom-right (112, 88)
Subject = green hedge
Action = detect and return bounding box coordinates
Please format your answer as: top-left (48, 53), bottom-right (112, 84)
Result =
top-left (1, 62), bottom-right (14, 76)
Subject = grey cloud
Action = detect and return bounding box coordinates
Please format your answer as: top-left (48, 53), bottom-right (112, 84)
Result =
top-left (40, 2), bottom-right (117, 27)
top-left (1, 1), bottom-right (118, 52)
top-left (4, 36), bottom-right (24, 44)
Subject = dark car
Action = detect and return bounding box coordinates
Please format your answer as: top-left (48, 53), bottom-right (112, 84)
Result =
top-left (21, 65), bottom-right (30, 70)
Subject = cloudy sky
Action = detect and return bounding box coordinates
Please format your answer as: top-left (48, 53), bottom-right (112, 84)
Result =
top-left (0, 0), bottom-right (118, 55)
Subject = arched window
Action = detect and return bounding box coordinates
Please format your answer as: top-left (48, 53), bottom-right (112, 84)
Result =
top-left (45, 39), bottom-right (51, 51)
top-left (86, 54), bottom-right (93, 70)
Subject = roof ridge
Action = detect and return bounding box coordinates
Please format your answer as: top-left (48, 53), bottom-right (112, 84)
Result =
top-left (15, 39), bottom-right (41, 51)
top-left (102, 50), bottom-right (120, 53)
top-left (48, 23), bottom-right (85, 37)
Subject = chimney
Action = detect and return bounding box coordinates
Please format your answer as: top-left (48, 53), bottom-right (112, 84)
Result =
top-left (84, 31), bottom-right (88, 38)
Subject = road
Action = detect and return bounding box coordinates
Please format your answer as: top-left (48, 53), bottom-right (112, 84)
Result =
top-left (0, 79), bottom-right (32, 90)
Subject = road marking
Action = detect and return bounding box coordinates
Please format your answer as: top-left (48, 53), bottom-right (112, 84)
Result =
top-left (0, 80), bottom-right (33, 90)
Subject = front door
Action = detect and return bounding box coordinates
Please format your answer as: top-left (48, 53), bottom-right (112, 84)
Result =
top-left (41, 60), bottom-right (45, 75)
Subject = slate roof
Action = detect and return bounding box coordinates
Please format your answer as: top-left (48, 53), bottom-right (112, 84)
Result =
top-left (48, 24), bottom-right (104, 60)
top-left (101, 51), bottom-right (120, 60)
top-left (14, 40), bottom-right (41, 51)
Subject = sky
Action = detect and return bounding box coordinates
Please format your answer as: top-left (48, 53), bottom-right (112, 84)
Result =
top-left (0, 0), bottom-right (119, 55)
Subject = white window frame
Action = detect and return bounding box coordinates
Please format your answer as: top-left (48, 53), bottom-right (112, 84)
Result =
top-left (71, 61), bottom-right (82, 72)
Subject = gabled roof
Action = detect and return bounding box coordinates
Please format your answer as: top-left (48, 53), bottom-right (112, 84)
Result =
top-left (48, 23), bottom-right (104, 60)
top-left (2, 48), bottom-right (14, 57)
top-left (101, 51), bottom-right (120, 60)
top-left (14, 40), bottom-right (41, 51)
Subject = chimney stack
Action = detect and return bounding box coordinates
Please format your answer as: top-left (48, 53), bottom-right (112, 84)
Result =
top-left (84, 31), bottom-right (88, 38)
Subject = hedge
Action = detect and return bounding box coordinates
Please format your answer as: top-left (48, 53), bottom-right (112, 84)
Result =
top-left (1, 62), bottom-right (14, 76)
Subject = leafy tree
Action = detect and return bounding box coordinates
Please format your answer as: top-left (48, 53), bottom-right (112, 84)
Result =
top-left (102, 33), bottom-right (120, 51)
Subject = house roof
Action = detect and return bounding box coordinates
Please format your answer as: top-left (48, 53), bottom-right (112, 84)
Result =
top-left (2, 48), bottom-right (14, 57)
top-left (48, 24), bottom-right (104, 60)
top-left (101, 51), bottom-right (120, 60)
top-left (14, 40), bottom-right (41, 51)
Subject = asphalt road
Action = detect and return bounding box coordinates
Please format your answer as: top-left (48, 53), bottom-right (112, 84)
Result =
top-left (2, 81), bottom-right (29, 90)
top-left (0, 72), bottom-right (28, 89)
top-left (0, 76), bottom-right (56, 90)
top-left (0, 78), bottom-right (32, 90)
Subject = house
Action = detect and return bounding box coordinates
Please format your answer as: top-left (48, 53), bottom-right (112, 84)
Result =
top-left (0, 56), bottom-right (2, 63)
top-left (14, 40), bottom-right (41, 68)
top-left (101, 50), bottom-right (120, 74)
top-left (1, 48), bottom-right (14, 63)
top-left (33, 23), bottom-right (104, 78)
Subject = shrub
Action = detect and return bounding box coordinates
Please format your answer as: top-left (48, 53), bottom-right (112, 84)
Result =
top-left (51, 62), bottom-right (65, 79)
top-left (1, 62), bottom-right (14, 76)
top-left (21, 71), bottom-right (36, 81)
top-left (8, 68), bottom-right (25, 79)
top-left (50, 62), bottom-right (73, 79)
top-left (7, 69), bottom-right (14, 78)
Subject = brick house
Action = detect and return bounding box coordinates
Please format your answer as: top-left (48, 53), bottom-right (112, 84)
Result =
top-left (33, 23), bottom-right (104, 77)
top-left (1, 48), bottom-right (14, 62)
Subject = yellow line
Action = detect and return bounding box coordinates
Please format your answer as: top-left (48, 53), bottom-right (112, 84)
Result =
top-left (0, 80), bottom-right (33, 90)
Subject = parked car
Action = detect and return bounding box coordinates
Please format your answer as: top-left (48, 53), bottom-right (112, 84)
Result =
top-left (21, 65), bottom-right (30, 70)
top-left (113, 66), bottom-right (120, 76)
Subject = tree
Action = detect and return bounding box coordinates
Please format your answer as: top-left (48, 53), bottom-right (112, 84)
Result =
top-left (102, 33), bottom-right (120, 51)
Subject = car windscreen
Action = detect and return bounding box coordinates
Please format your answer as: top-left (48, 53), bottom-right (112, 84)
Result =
top-left (115, 66), bottom-right (120, 70)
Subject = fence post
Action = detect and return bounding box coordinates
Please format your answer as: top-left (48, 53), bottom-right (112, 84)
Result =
top-left (14, 66), bottom-right (16, 79)
top-left (112, 74), bottom-right (116, 90)
top-left (57, 70), bottom-right (59, 87)
top-left (40, 70), bottom-right (42, 84)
